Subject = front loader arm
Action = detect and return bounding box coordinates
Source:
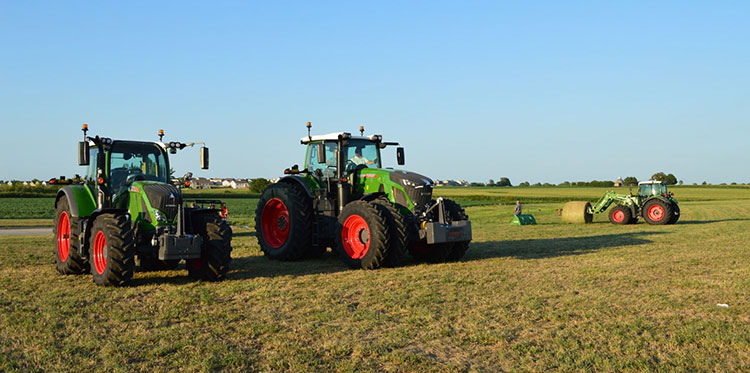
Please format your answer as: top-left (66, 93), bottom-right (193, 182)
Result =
top-left (591, 191), bottom-right (619, 214)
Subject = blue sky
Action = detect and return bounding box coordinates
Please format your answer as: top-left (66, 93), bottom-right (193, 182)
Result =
top-left (1, 1), bottom-right (748, 184)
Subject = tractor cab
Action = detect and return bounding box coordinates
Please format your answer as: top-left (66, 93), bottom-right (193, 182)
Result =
top-left (637, 180), bottom-right (669, 198)
top-left (79, 127), bottom-right (209, 211)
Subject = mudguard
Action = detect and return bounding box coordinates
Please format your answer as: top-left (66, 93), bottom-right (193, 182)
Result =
top-left (279, 176), bottom-right (314, 198)
top-left (55, 185), bottom-right (97, 218)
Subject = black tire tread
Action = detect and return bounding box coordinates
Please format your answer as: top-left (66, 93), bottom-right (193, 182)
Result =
top-left (188, 212), bottom-right (233, 281)
top-left (643, 199), bottom-right (673, 226)
top-left (254, 182), bottom-right (313, 261)
top-left (608, 205), bottom-right (632, 225)
top-left (372, 197), bottom-right (408, 267)
top-left (335, 200), bottom-right (390, 269)
top-left (53, 198), bottom-right (88, 274)
top-left (89, 213), bottom-right (135, 286)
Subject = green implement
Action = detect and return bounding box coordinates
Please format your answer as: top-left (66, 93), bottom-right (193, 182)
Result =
top-left (510, 214), bottom-right (537, 226)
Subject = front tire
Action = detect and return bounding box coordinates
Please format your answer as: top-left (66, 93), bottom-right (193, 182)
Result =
top-left (608, 205), bottom-right (632, 225)
top-left (53, 198), bottom-right (87, 274)
top-left (255, 182), bottom-right (312, 261)
top-left (335, 201), bottom-right (390, 269)
top-left (371, 197), bottom-right (408, 267)
top-left (643, 199), bottom-right (673, 225)
top-left (88, 213), bottom-right (135, 286)
top-left (187, 212), bottom-right (232, 281)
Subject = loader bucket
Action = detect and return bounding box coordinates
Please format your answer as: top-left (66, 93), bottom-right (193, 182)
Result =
top-left (562, 201), bottom-right (593, 224)
top-left (510, 214), bottom-right (537, 226)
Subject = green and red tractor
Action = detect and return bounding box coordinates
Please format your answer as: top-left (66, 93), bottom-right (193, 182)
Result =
top-left (255, 123), bottom-right (472, 269)
top-left (53, 125), bottom-right (232, 286)
top-left (562, 180), bottom-right (680, 225)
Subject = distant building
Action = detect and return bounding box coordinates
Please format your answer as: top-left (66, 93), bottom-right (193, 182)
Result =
top-left (614, 177), bottom-right (624, 187)
top-left (231, 179), bottom-right (250, 189)
top-left (191, 177), bottom-right (212, 189)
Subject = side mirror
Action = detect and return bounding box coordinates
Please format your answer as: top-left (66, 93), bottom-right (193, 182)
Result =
top-left (78, 141), bottom-right (90, 166)
top-left (200, 147), bottom-right (209, 169)
top-left (316, 143), bottom-right (326, 164)
top-left (396, 147), bottom-right (405, 166)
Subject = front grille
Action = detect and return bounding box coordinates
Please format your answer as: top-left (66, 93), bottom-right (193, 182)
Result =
top-left (405, 184), bottom-right (433, 212)
top-left (142, 184), bottom-right (182, 221)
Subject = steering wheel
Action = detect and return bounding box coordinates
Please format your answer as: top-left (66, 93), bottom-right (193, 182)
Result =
top-left (344, 160), bottom-right (357, 174)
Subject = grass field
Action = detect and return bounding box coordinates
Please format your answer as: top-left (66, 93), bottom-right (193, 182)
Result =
top-left (0, 187), bottom-right (748, 370)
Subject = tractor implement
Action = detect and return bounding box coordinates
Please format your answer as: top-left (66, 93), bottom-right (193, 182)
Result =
top-left (255, 123), bottom-right (473, 269)
top-left (562, 180), bottom-right (680, 225)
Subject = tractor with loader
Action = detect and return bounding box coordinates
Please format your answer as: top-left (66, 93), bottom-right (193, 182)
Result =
top-left (562, 180), bottom-right (680, 225)
top-left (53, 124), bottom-right (232, 286)
top-left (255, 123), bottom-right (472, 269)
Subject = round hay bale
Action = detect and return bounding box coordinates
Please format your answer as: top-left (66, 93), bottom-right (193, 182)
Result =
top-left (562, 201), bottom-right (593, 224)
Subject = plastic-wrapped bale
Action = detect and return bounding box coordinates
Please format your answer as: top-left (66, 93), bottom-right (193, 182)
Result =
top-left (562, 201), bottom-right (593, 224)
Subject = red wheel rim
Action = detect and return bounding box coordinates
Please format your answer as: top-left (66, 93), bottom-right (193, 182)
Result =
top-left (613, 210), bottom-right (625, 223)
top-left (92, 231), bottom-right (107, 275)
top-left (261, 198), bottom-right (290, 248)
top-left (341, 215), bottom-right (370, 259)
top-left (57, 211), bottom-right (70, 262)
top-left (648, 205), bottom-right (664, 221)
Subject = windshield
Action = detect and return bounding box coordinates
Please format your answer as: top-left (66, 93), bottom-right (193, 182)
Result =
top-left (343, 139), bottom-right (380, 171)
top-left (639, 183), bottom-right (666, 196)
top-left (108, 142), bottom-right (168, 189)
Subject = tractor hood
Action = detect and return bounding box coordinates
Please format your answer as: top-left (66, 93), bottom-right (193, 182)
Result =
top-left (129, 180), bottom-right (182, 226)
top-left (357, 168), bottom-right (434, 211)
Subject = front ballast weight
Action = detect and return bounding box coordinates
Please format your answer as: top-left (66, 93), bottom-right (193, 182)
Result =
top-left (420, 198), bottom-right (472, 245)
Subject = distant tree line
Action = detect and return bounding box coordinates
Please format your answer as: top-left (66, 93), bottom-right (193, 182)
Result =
top-left (469, 171), bottom-right (691, 187)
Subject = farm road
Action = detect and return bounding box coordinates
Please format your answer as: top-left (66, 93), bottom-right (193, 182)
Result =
top-left (0, 228), bottom-right (51, 236)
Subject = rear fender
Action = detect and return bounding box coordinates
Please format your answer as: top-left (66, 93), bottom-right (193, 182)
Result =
top-left (279, 176), bottom-right (314, 198)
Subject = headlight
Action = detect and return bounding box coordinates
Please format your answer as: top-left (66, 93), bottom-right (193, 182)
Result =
top-left (153, 210), bottom-right (167, 223)
top-left (402, 179), bottom-right (416, 187)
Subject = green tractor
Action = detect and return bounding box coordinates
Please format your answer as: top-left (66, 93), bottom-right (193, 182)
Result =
top-left (53, 124), bottom-right (232, 286)
top-left (562, 180), bottom-right (680, 225)
top-left (255, 123), bottom-right (472, 269)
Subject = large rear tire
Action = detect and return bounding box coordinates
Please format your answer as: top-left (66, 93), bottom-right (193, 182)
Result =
top-left (255, 182), bottom-right (312, 261)
top-left (643, 199), bottom-right (673, 226)
top-left (88, 213), bottom-right (135, 286)
top-left (187, 212), bottom-right (232, 281)
top-left (608, 205), bottom-right (632, 225)
top-left (53, 198), bottom-right (87, 274)
top-left (371, 197), bottom-right (408, 267)
top-left (335, 201), bottom-right (389, 269)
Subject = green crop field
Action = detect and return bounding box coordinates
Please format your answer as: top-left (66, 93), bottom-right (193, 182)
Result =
top-left (0, 187), bottom-right (748, 370)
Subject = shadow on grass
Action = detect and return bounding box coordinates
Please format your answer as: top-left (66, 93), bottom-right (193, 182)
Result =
top-left (130, 231), bottom-right (669, 284)
top-left (228, 253), bottom-right (348, 280)
top-left (676, 218), bottom-right (750, 225)
top-left (465, 231), bottom-right (667, 260)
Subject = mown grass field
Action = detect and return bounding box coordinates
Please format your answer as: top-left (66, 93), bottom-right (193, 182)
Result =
top-left (0, 187), bottom-right (748, 370)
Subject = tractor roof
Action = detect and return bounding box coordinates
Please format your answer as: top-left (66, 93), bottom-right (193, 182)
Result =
top-left (638, 180), bottom-right (665, 185)
top-left (300, 132), bottom-right (382, 144)
top-left (87, 138), bottom-right (169, 150)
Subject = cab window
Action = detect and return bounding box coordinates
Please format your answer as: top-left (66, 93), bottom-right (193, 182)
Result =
top-left (306, 141), bottom-right (338, 178)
